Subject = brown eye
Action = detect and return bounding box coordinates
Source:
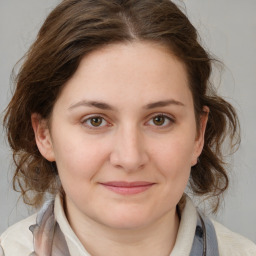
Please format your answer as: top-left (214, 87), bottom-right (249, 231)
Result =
top-left (82, 115), bottom-right (110, 130)
top-left (90, 117), bottom-right (103, 127)
top-left (146, 114), bottom-right (174, 128)
top-left (153, 115), bottom-right (165, 126)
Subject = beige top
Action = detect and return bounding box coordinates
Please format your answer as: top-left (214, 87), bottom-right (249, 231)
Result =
top-left (1, 195), bottom-right (256, 255)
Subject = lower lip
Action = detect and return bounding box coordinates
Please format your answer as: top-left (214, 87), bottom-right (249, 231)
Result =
top-left (100, 184), bottom-right (154, 195)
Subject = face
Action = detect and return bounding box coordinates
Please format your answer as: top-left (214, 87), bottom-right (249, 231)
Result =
top-left (33, 41), bottom-right (207, 230)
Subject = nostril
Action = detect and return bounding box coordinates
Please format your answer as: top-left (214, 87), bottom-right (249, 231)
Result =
top-left (109, 146), bottom-right (148, 172)
top-left (109, 129), bottom-right (149, 172)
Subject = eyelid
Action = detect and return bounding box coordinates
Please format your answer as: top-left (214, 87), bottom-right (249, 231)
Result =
top-left (80, 112), bottom-right (175, 130)
top-left (81, 114), bottom-right (112, 129)
top-left (145, 112), bottom-right (175, 127)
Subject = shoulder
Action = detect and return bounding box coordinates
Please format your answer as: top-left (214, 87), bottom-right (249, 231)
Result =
top-left (0, 214), bottom-right (36, 256)
top-left (212, 219), bottom-right (256, 256)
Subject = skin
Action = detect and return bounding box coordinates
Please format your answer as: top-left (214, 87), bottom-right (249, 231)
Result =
top-left (32, 41), bottom-right (208, 256)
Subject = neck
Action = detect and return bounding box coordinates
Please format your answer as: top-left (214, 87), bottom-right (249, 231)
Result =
top-left (65, 201), bottom-right (180, 256)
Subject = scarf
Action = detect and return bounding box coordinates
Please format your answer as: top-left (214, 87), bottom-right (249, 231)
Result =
top-left (28, 200), bottom-right (219, 256)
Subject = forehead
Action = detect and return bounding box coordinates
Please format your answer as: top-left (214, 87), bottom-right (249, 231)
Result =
top-left (56, 41), bottom-right (192, 109)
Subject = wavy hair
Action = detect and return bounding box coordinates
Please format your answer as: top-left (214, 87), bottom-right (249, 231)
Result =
top-left (3, 0), bottom-right (240, 211)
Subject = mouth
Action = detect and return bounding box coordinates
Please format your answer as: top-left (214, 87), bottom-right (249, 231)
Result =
top-left (99, 181), bottom-right (155, 195)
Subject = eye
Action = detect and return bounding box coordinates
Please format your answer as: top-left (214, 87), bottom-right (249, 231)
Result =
top-left (82, 116), bottom-right (109, 128)
top-left (147, 114), bottom-right (174, 127)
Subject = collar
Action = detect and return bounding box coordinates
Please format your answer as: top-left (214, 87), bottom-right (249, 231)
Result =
top-left (54, 194), bottom-right (198, 256)
top-left (29, 194), bottom-right (210, 256)
top-left (54, 194), bottom-right (90, 256)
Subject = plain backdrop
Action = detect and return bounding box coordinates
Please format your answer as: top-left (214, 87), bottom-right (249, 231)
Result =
top-left (0, 0), bottom-right (256, 243)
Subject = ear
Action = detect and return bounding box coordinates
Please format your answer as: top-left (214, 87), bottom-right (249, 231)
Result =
top-left (31, 113), bottom-right (55, 162)
top-left (191, 106), bottom-right (209, 166)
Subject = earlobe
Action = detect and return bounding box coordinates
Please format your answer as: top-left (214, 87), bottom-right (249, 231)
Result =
top-left (31, 113), bottom-right (55, 162)
top-left (191, 106), bottom-right (209, 166)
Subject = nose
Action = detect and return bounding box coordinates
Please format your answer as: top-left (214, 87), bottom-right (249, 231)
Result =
top-left (109, 125), bottom-right (149, 172)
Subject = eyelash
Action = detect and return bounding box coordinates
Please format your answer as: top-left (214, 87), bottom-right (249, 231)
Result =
top-left (145, 113), bottom-right (175, 128)
top-left (81, 113), bottom-right (175, 129)
top-left (81, 115), bottom-right (111, 129)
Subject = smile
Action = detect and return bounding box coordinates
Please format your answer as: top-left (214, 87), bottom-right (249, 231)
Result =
top-left (99, 181), bottom-right (155, 195)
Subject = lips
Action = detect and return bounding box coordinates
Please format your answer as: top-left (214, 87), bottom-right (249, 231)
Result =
top-left (99, 181), bottom-right (155, 195)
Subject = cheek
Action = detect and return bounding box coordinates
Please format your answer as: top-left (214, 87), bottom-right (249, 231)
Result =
top-left (53, 142), bottom-right (106, 205)
top-left (151, 134), bottom-right (195, 184)
top-left (52, 132), bottom-right (110, 186)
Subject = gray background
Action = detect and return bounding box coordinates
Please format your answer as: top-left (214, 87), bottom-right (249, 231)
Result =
top-left (0, 0), bottom-right (256, 243)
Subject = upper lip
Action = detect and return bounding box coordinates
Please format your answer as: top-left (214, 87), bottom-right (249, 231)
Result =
top-left (100, 181), bottom-right (155, 187)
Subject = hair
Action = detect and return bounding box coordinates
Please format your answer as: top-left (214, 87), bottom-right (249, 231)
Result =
top-left (3, 0), bottom-right (240, 212)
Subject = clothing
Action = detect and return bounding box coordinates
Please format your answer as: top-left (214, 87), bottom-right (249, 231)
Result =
top-left (1, 195), bottom-right (256, 255)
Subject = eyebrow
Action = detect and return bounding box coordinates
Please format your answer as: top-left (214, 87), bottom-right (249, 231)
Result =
top-left (68, 99), bottom-right (185, 111)
top-left (143, 99), bottom-right (185, 109)
top-left (69, 100), bottom-right (116, 111)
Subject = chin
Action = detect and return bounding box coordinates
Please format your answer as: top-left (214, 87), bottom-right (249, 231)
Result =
top-left (104, 217), bottom-right (152, 230)
top-left (97, 207), bottom-right (156, 230)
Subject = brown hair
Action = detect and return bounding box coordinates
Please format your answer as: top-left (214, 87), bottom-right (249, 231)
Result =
top-left (3, 0), bottom-right (240, 211)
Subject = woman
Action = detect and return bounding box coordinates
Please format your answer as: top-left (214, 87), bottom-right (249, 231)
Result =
top-left (1, 0), bottom-right (256, 255)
